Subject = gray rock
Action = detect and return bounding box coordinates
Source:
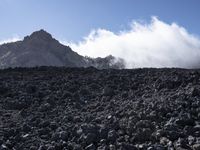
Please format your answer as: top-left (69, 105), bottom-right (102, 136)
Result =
top-left (84, 133), bottom-right (97, 144)
top-left (107, 130), bottom-right (118, 143)
top-left (85, 144), bottom-right (96, 150)
top-left (103, 87), bottom-right (114, 96)
top-left (193, 144), bottom-right (200, 150)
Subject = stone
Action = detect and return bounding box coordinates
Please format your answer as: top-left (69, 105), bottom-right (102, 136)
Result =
top-left (193, 144), bottom-right (200, 150)
top-left (109, 144), bottom-right (116, 150)
top-left (30, 146), bottom-right (37, 150)
top-left (85, 144), bottom-right (96, 150)
top-left (107, 130), bottom-right (118, 143)
top-left (84, 133), bottom-right (97, 144)
top-left (22, 124), bottom-right (31, 132)
top-left (50, 122), bottom-right (58, 130)
top-left (39, 103), bottom-right (51, 112)
top-left (188, 135), bottom-right (195, 145)
top-left (97, 145), bottom-right (108, 150)
top-left (60, 131), bottom-right (68, 141)
top-left (103, 87), bottom-right (114, 96)
top-left (99, 126), bottom-right (109, 139)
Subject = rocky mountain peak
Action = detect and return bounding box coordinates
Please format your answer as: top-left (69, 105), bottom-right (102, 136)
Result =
top-left (23, 29), bottom-right (54, 42)
top-left (0, 30), bottom-right (125, 69)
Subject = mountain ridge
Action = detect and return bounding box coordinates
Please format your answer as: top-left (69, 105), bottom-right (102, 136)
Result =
top-left (0, 29), bottom-right (125, 69)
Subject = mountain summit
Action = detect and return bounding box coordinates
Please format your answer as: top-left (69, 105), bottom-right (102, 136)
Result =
top-left (24, 29), bottom-right (53, 42)
top-left (0, 30), bottom-right (125, 69)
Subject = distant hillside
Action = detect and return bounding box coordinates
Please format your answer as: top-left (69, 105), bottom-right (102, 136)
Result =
top-left (0, 29), bottom-right (125, 69)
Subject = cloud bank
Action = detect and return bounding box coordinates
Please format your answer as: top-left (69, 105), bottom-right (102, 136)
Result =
top-left (68, 17), bottom-right (200, 68)
top-left (0, 36), bottom-right (21, 45)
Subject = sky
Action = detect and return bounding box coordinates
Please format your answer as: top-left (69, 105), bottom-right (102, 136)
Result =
top-left (1, 0), bottom-right (200, 68)
top-left (0, 0), bottom-right (200, 41)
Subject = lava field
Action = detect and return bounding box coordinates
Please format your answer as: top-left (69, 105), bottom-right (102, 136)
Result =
top-left (0, 67), bottom-right (200, 150)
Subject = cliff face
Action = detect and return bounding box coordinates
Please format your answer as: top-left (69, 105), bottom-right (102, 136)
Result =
top-left (0, 30), bottom-right (125, 69)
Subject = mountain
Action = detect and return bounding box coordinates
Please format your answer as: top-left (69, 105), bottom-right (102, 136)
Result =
top-left (0, 30), bottom-right (125, 69)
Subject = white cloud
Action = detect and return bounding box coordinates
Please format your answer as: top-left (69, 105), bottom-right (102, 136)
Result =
top-left (0, 36), bottom-right (21, 45)
top-left (65, 17), bottom-right (200, 68)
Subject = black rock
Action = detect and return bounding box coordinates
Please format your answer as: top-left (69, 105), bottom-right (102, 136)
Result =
top-left (30, 146), bottom-right (37, 150)
top-left (22, 123), bottom-right (32, 132)
top-left (0, 85), bottom-right (9, 95)
top-left (85, 144), bottom-right (96, 150)
top-left (193, 144), bottom-right (200, 150)
top-left (1, 67), bottom-right (200, 149)
top-left (103, 87), bottom-right (114, 96)
top-left (40, 103), bottom-right (52, 112)
top-left (97, 145), bottom-right (108, 150)
top-left (99, 126), bottom-right (109, 139)
top-left (84, 133), bottom-right (97, 145)
top-left (107, 130), bottom-right (118, 143)
top-left (49, 122), bottom-right (58, 130)
top-left (60, 131), bottom-right (68, 141)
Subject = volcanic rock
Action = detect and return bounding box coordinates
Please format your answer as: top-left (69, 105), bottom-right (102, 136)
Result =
top-left (0, 67), bottom-right (200, 149)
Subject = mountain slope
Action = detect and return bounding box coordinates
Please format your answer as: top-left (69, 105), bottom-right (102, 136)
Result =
top-left (0, 30), bottom-right (125, 69)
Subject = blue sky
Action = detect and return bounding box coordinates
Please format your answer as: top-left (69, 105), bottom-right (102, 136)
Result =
top-left (0, 0), bottom-right (200, 42)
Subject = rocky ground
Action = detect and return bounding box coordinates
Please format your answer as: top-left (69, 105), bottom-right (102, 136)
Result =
top-left (0, 67), bottom-right (200, 150)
